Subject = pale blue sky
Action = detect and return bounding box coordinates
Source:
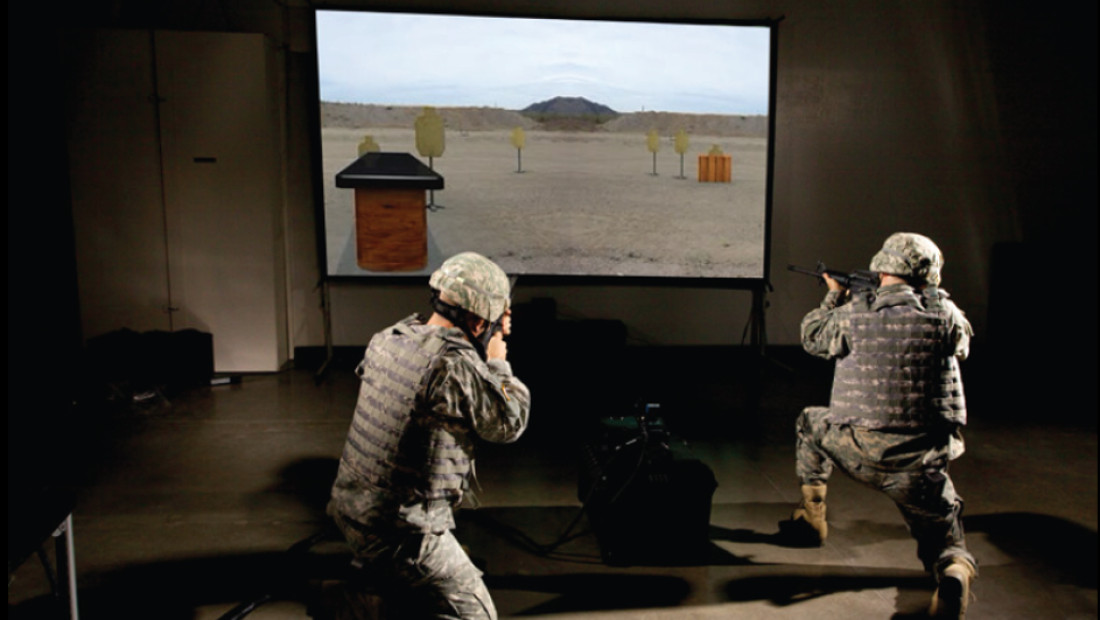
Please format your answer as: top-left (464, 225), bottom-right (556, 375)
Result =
top-left (316, 11), bottom-right (771, 115)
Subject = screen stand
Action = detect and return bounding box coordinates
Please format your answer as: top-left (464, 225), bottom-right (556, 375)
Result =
top-left (744, 283), bottom-right (793, 416)
top-left (749, 283), bottom-right (790, 371)
top-left (748, 285), bottom-right (767, 355)
top-left (315, 279), bottom-right (335, 385)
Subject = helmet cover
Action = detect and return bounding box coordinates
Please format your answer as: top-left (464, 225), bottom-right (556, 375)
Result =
top-left (429, 252), bottom-right (511, 322)
top-left (869, 232), bottom-right (943, 286)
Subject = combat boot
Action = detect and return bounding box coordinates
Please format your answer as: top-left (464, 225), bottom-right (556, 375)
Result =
top-left (779, 483), bottom-right (828, 546)
top-left (929, 556), bottom-right (976, 618)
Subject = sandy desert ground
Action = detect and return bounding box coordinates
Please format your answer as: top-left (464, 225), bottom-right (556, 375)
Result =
top-left (321, 112), bottom-right (769, 279)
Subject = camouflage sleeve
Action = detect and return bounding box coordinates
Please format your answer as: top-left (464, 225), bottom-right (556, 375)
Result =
top-left (428, 350), bottom-right (531, 444)
top-left (800, 290), bottom-right (851, 360)
top-left (924, 288), bottom-right (973, 361)
top-left (945, 299), bottom-right (974, 361)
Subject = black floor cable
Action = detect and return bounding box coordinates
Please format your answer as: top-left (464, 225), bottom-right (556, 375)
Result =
top-left (469, 418), bottom-right (657, 561)
top-left (216, 421), bottom-right (658, 617)
top-left (217, 593), bottom-right (275, 620)
top-left (544, 430), bottom-right (650, 555)
top-left (215, 528), bottom-right (337, 620)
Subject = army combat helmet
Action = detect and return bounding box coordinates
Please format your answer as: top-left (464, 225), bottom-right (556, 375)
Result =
top-left (429, 252), bottom-right (511, 359)
top-left (429, 252), bottom-right (511, 322)
top-left (869, 232), bottom-right (944, 286)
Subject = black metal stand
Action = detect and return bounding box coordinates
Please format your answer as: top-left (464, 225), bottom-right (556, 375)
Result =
top-left (314, 279), bottom-right (334, 385)
top-left (8, 491), bottom-right (80, 619)
top-left (426, 156), bottom-right (443, 211)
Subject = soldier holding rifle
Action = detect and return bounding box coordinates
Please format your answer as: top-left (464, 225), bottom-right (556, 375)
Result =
top-left (783, 232), bottom-right (977, 619)
top-left (328, 252), bottom-right (531, 620)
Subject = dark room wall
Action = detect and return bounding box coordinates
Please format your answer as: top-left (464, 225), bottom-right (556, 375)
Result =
top-left (9, 0), bottom-right (1096, 392)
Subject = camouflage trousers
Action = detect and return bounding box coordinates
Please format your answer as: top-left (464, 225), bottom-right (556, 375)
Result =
top-left (795, 406), bottom-right (977, 579)
top-left (333, 514), bottom-right (497, 620)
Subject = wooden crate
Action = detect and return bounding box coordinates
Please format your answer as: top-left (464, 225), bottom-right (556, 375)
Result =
top-left (336, 152), bottom-right (443, 273)
top-left (354, 187), bottom-right (428, 271)
top-left (697, 154), bottom-right (732, 183)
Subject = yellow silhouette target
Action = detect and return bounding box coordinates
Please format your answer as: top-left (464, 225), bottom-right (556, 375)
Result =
top-left (511, 127), bottom-right (526, 173)
top-left (415, 107), bottom-right (445, 209)
top-left (358, 134), bottom-right (380, 155)
top-left (674, 129), bottom-right (690, 179)
top-left (646, 129), bottom-right (660, 176)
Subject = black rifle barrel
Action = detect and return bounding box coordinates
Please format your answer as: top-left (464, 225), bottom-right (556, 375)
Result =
top-left (788, 264), bottom-right (878, 291)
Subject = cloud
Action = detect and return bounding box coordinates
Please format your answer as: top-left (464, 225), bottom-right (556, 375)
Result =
top-left (316, 11), bottom-right (771, 115)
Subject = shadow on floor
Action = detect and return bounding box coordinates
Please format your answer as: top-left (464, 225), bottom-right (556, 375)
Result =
top-left (965, 512), bottom-right (1097, 589)
top-left (487, 573), bottom-right (694, 616)
top-left (267, 456), bottom-right (340, 517)
top-left (722, 567), bottom-right (932, 606)
top-left (8, 546), bottom-right (343, 620)
top-left (11, 505), bottom-right (1094, 620)
top-left (713, 511), bottom-right (1099, 617)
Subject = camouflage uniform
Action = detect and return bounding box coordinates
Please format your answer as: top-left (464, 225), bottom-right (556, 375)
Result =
top-left (328, 253), bottom-right (530, 620)
top-left (795, 233), bottom-right (978, 579)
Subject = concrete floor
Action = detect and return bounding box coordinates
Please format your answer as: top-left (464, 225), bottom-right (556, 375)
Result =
top-left (8, 346), bottom-right (1097, 620)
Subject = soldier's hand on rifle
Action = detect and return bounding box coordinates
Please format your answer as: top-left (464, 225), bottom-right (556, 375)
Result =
top-left (487, 309), bottom-right (512, 361)
top-left (487, 331), bottom-right (508, 360)
top-left (822, 272), bottom-right (846, 293)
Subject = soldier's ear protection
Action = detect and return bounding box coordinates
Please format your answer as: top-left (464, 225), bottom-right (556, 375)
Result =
top-left (431, 289), bottom-right (492, 360)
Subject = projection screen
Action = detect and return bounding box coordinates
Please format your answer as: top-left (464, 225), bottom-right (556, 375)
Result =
top-left (313, 10), bottom-right (775, 282)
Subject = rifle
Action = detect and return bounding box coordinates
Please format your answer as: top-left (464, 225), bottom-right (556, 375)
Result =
top-left (487, 275), bottom-right (519, 338)
top-left (788, 262), bottom-right (879, 292)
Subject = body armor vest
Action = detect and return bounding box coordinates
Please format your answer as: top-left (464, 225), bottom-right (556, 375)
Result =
top-left (330, 319), bottom-right (476, 528)
top-left (828, 290), bottom-right (966, 431)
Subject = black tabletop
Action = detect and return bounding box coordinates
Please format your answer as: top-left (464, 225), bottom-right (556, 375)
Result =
top-left (335, 152), bottom-right (444, 190)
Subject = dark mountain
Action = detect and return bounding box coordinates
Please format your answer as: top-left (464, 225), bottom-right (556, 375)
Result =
top-left (521, 96), bottom-right (619, 120)
top-left (318, 100), bottom-right (768, 138)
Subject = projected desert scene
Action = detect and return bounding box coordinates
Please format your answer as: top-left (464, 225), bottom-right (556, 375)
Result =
top-left (322, 98), bottom-right (769, 279)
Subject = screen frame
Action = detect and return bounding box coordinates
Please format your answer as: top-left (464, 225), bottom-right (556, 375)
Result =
top-left (306, 6), bottom-right (780, 291)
